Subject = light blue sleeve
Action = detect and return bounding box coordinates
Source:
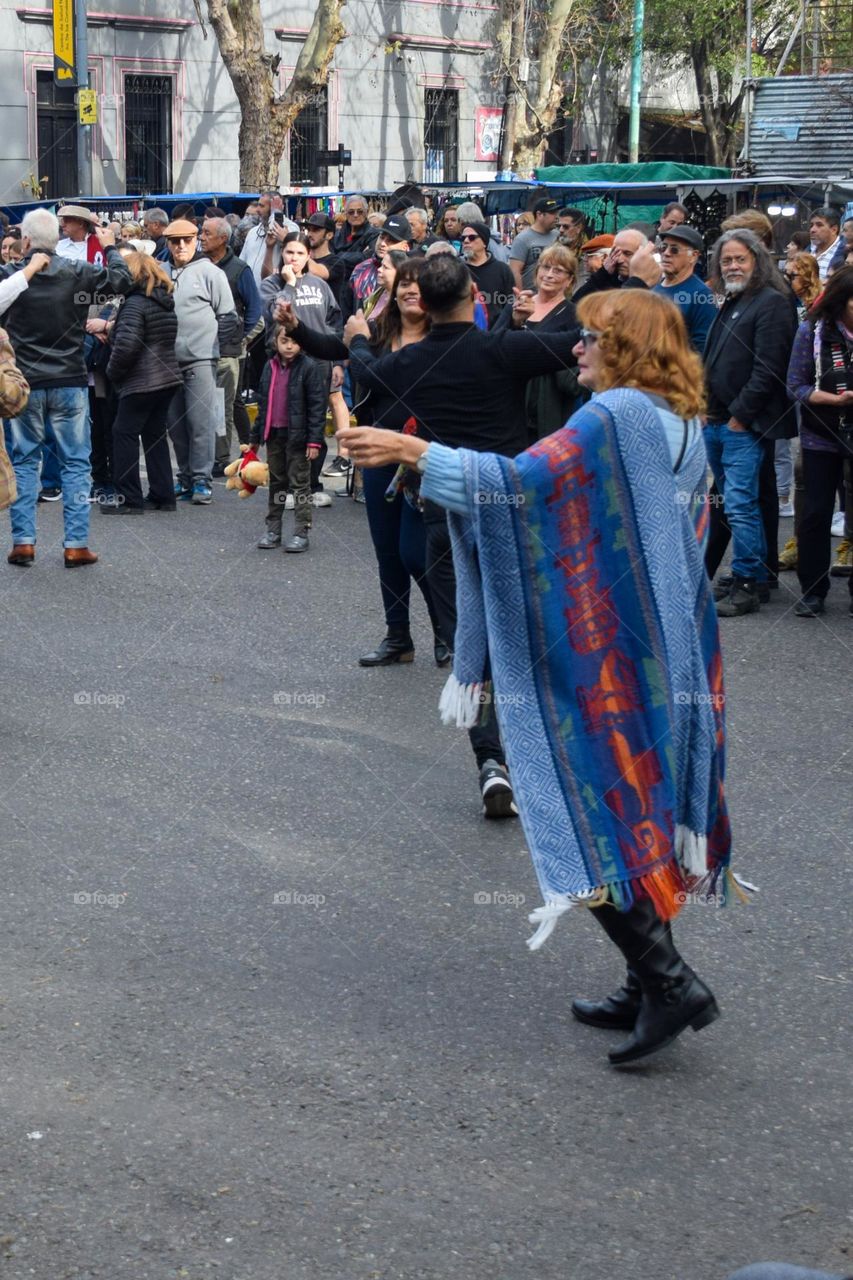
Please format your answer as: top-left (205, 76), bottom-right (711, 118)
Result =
top-left (420, 443), bottom-right (469, 516)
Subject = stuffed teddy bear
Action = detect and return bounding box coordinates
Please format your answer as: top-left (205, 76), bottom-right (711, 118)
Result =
top-left (224, 445), bottom-right (269, 498)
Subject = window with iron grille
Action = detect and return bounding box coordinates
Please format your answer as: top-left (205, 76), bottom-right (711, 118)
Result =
top-left (125, 74), bottom-right (172, 194)
top-left (289, 86), bottom-right (329, 185)
top-left (424, 88), bottom-right (458, 183)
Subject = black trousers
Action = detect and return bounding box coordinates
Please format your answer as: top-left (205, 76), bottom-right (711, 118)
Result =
top-left (89, 385), bottom-right (117, 488)
top-left (797, 447), bottom-right (853, 600)
top-left (706, 436), bottom-right (780, 582)
top-left (111, 387), bottom-right (177, 508)
top-left (245, 331), bottom-right (268, 395)
top-left (423, 502), bottom-right (504, 769)
top-left (233, 358), bottom-right (250, 446)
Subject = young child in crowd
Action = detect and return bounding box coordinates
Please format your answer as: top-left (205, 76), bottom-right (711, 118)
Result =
top-left (251, 324), bottom-right (327, 554)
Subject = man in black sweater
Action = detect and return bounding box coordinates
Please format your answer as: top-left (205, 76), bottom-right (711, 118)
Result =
top-left (344, 254), bottom-right (579, 818)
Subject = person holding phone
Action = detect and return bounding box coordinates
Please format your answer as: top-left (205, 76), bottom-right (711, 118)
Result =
top-left (238, 191), bottom-right (297, 287)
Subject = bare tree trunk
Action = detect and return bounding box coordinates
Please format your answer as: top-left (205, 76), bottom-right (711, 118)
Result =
top-left (691, 38), bottom-right (745, 167)
top-left (498, 0), bottom-right (526, 171)
top-left (497, 0), bottom-right (577, 173)
top-left (206, 0), bottom-right (346, 190)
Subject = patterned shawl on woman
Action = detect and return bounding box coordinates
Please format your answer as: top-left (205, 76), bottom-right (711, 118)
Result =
top-left (439, 388), bottom-right (732, 943)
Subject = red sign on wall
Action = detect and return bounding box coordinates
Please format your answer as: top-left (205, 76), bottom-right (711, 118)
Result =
top-left (475, 107), bottom-right (503, 163)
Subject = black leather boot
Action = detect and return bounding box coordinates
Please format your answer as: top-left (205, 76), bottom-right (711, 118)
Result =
top-left (571, 968), bottom-right (641, 1029)
top-left (358, 630), bottom-right (415, 667)
top-left (588, 899), bottom-right (719, 1065)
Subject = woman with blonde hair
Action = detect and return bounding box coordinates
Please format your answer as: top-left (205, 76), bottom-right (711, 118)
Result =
top-left (119, 220), bottom-right (143, 242)
top-left (103, 252), bottom-right (182, 513)
top-left (493, 242), bottom-right (582, 441)
top-left (338, 288), bottom-right (739, 1068)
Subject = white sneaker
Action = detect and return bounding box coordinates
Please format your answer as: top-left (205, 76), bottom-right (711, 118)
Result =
top-left (312, 491), bottom-right (333, 507)
top-left (831, 511), bottom-right (845, 537)
top-left (284, 494), bottom-right (294, 510)
top-left (778, 500), bottom-right (795, 518)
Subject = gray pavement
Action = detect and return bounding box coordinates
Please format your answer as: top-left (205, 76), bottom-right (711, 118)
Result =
top-left (1, 485), bottom-right (851, 1280)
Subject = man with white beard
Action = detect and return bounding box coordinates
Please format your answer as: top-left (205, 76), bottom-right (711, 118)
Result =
top-left (702, 229), bottom-right (798, 617)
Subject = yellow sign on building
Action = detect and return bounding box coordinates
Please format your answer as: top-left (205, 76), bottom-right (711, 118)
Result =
top-left (53, 0), bottom-right (76, 84)
top-left (77, 87), bottom-right (98, 124)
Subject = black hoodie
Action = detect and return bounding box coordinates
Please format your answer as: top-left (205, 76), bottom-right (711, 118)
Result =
top-left (106, 284), bottom-right (182, 398)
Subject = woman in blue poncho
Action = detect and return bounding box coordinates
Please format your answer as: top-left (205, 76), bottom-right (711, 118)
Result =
top-left (339, 289), bottom-right (739, 1068)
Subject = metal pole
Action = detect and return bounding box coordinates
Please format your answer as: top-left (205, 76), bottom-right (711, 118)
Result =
top-left (628, 0), bottom-right (644, 164)
top-left (75, 0), bottom-right (90, 197)
top-left (743, 0), bottom-right (753, 161)
top-left (811, 0), bottom-right (820, 75)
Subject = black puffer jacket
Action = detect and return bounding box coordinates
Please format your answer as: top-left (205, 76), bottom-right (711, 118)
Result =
top-left (106, 285), bottom-right (181, 398)
top-left (250, 352), bottom-right (327, 449)
top-left (0, 246), bottom-right (131, 388)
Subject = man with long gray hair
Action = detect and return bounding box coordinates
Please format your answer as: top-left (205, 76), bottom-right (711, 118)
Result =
top-left (0, 207), bottom-right (131, 568)
top-left (702, 228), bottom-right (797, 616)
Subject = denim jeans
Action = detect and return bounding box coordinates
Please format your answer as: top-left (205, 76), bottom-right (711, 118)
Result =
top-left (168, 360), bottom-right (218, 487)
top-left (703, 421), bottom-right (766, 580)
top-left (10, 386), bottom-right (92, 548)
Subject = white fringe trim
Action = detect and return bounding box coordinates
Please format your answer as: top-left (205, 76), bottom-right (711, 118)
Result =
top-left (438, 673), bottom-right (484, 729)
top-left (526, 891), bottom-right (600, 951)
top-left (675, 824), bottom-right (707, 877)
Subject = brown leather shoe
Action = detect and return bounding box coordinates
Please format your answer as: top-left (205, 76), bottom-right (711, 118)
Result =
top-left (64, 548), bottom-right (99, 568)
top-left (8, 544), bottom-right (35, 566)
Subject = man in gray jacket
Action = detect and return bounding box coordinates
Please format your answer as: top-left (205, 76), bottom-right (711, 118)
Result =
top-left (165, 219), bottom-right (240, 504)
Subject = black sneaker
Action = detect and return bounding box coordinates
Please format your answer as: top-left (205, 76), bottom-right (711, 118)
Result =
top-left (38, 487), bottom-right (62, 503)
top-left (793, 594), bottom-right (825, 617)
top-left (323, 455), bottom-right (351, 477)
top-left (479, 759), bottom-right (518, 820)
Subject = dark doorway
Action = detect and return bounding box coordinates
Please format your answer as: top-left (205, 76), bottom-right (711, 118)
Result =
top-left (125, 74), bottom-right (173, 194)
top-left (36, 70), bottom-right (78, 200)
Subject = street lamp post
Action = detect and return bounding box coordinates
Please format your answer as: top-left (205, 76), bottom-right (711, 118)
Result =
top-left (628, 0), bottom-right (644, 164)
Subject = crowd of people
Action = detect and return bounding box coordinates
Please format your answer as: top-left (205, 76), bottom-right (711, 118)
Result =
top-left (0, 187), bottom-right (850, 1078)
top-left (0, 189), bottom-right (849, 662)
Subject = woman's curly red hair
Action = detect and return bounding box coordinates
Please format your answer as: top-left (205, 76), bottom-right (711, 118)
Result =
top-left (577, 289), bottom-right (706, 420)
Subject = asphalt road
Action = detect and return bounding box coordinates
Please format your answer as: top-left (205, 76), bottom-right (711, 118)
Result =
top-left (1, 477), bottom-right (851, 1280)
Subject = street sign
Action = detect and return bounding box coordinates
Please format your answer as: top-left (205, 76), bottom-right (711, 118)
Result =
top-left (53, 0), bottom-right (76, 84)
top-left (317, 146), bottom-right (351, 168)
top-left (77, 87), bottom-right (97, 124)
